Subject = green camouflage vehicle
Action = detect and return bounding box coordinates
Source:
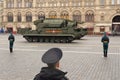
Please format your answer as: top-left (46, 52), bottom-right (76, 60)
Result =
top-left (75, 27), bottom-right (88, 39)
top-left (23, 18), bottom-right (82, 43)
top-left (17, 27), bottom-right (31, 35)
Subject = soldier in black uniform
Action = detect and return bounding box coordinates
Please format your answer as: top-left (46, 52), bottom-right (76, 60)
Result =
top-left (8, 33), bottom-right (15, 53)
top-left (34, 48), bottom-right (69, 80)
top-left (101, 32), bottom-right (109, 57)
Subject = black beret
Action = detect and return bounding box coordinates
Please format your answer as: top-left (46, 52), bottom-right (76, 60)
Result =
top-left (42, 48), bottom-right (63, 64)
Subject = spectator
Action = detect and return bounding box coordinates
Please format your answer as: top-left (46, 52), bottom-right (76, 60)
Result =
top-left (34, 48), bottom-right (69, 80)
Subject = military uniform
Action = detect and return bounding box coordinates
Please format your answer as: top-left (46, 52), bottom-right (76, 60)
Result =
top-left (8, 33), bottom-right (15, 53)
top-left (101, 32), bottom-right (109, 57)
top-left (34, 48), bottom-right (69, 80)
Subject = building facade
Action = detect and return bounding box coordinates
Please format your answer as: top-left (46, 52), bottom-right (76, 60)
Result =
top-left (0, 0), bottom-right (3, 28)
top-left (1, 0), bottom-right (120, 34)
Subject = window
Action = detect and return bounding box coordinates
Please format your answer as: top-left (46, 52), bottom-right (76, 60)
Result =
top-left (73, 11), bottom-right (81, 22)
top-left (7, 12), bottom-right (13, 22)
top-left (100, 0), bottom-right (105, 5)
top-left (78, 2), bottom-right (81, 6)
top-left (25, 0), bottom-right (33, 8)
top-left (36, 0), bottom-right (46, 7)
top-left (26, 12), bottom-right (32, 22)
top-left (7, 0), bottom-right (14, 8)
top-left (49, 11), bottom-right (57, 18)
top-left (60, 11), bottom-right (69, 19)
top-left (85, 2), bottom-right (89, 6)
top-left (85, 0), bottom-right (94, 7)
top-left (60, 0), bottom-right (68, 7)
top-left (48, 1), bottom-right (57, 7)
top-left (72, 1), bottom-right (82, 7)
top-left (37, 2), bottom-right (44, 7)
top-left (101, 16), bottom-right (104, 21)
top-left (110, 0), bottom-right (120, 5)
top-left (85, 10), bottom-right (94, 22)
top-left (38, 12), bottom-right (45, 20)
top-left (117, 0), bottom-right (120, 4)
top-left (17, 12), bottom-right (21, 22)
top-left (17, 0), bottom-right (22, 8)
top-left (2, 16), bottom-right (3, 22)
top-left (111, 0), bottom-right (115, 5)
top-left (100, 27), bottom-right (105, 32)
top-left (48, 2), bottom-right (53, 7)
top-left (72, 1), bottom-right (76, 6)
top-left (101, 13), bottom-right (104, 21)
top-left (38, 14), bottom-right (45, 19)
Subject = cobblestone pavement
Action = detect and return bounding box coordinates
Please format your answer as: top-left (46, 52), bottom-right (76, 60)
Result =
top-left (0, 34), bottom-right (120, 80)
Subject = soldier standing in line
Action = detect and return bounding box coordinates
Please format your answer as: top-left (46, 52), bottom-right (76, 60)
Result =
top-left (8, 32), bottom-right (15, 53)
top-left (101, 32), bottom-right (109, 57)
top-left (34, 48), bottom-right (69, 80)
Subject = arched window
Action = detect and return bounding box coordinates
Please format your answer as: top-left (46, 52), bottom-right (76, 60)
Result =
top-left (112, 15), bottom-right (120, 33)
top-left (7, 0), bottom-right (14, 8)
top-left (17, 0), bottom-right (22, 8)
top-left (100, 0), bottom-right (105, 5)
top-left (25, 0), bottom-right (33, 8)
top-left (49, 11), bottom-right (57, 18)
top-left (60, 11), bottom-right (69, 19)
top-left (38, 12), bottom-right (45, 20)
top-left (7, 12), bottom-right (13, 22)
top-left (85, 10), bottom-right (94, 22)
top-left (17, 12), bottom-right (21, 22)
top-left (26, 12), bottom-right (32, 22)
top-left (73, 11), bottom-right (81, 22)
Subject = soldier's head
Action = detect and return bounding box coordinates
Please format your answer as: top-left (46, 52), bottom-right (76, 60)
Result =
top-left (42, 48), bottom-right (63, 68)
top-left (104, 32), bottom-right (109, 36)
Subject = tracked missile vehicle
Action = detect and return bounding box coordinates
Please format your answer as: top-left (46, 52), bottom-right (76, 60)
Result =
top-left (23, 18), bottom-right (82, 43)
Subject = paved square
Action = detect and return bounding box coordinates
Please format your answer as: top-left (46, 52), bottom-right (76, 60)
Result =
top-left (0, 34), bottom-right (120, 80)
